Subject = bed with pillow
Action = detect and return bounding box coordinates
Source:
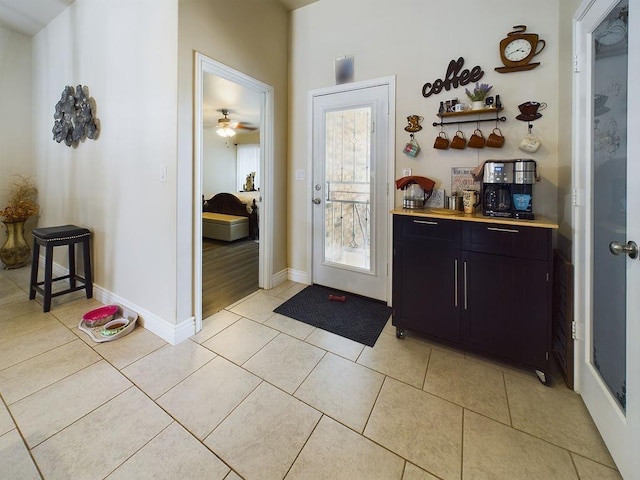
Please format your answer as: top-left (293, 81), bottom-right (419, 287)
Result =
top-left (202, 193), bottom-right (258, 241)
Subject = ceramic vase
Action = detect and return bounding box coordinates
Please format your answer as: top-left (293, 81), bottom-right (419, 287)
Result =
top-left (471, 100), bottom-right (485, 110)
top-left (0, 220), bottom-right (31, 269)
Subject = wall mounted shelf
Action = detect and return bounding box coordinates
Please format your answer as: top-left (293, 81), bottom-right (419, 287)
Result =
top-left (433, 107), bottom-right (506, 127)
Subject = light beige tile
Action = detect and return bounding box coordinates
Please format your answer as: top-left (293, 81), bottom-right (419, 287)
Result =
top-left (357, 333), bottom-right (430, 388)
top-left (505, 373), bottom-right (616, 467)
top-left (0, 429), bottom-right (40, 479)
top-left (465, 351), bottom-right (535, 380)
top-left (286, 415), bottom-right (404, 479)
top-left (263, 280), bottom-right (297, 297)
top-left (243, 333), bottom-right (325, 393)
top-left (571, 453), bottom-right (623, 480)
top-left (304, 327), bottom-right (365, 362)
top-left (93, 326), bottom-right (167, 369)
top-left (106, 422), bottom-right (230, 480)
top-left (0, 339), bottom-right (100, 404)
top-left (0, 309), bottom-right (59, 341)
top-left (403, 462), bottom-right (441, 480)
top-left (204, 382), bottom-right (321, 480)
top-left (50, 297), bottom-right (104, 328)
top-left (122, 340), bottom-right (216, 399)
top-left (0, 320), bottom-right (77, 370)
top-left (158, 356), bottom-right (261, 440)
top-left (228, 290), bottom-right (285, 323)
top-left (423, 349), bottom-right (510, 424)
top-left (0, 277), bottom-right (29, 306)
top-left (190, 309), bottom-right (241, 344)
top-left (294, 353), bottom-right (384, 432)
top-left (202, 317), bottom-right (278, 365)
top-left (276, 282), bottom-right (307, 300)
top-left (364, 377), bottom-right (463, 480)
top-left (0, 401), bottom-right (14, 436)
top-left (224, 471), bottom-right (243, 480)
top-left (33, 387), bottom-right (172, 480)
top-left (463, 409), bottom-right (578, 480)
top-left (0, 297), bottom-right (42, 322)
top-left (10, 360), bottom-right (132, 447)
top-left (264, 312), bottom-right (316, 339)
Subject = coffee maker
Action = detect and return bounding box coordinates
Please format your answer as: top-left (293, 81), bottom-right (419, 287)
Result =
top-left (482, 160), bottom-right (536, 220)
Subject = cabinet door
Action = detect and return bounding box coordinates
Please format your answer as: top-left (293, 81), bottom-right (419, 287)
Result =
top-left (393, 217), bottom-right (461, 344)
top-left (462, 251), bottom-right (550, 369)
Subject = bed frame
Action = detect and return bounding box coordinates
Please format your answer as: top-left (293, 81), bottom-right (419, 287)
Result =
top-left (202, 193), bottom-right (258, 241)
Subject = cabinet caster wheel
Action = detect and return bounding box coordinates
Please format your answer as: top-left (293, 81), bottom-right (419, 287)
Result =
top-left (535, 370), bottom-right (551, 386)
top-left (396, 328), bottom-right (405, 339)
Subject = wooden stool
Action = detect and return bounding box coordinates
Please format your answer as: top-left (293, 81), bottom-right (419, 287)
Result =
top-left (29, 225), bottom-right (93, 312)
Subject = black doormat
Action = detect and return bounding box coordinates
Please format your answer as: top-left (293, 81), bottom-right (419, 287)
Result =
top-left (273, 285), bottom-right (392, 347)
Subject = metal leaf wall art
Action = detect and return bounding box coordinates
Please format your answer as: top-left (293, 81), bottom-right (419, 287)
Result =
top-left (52, 85), bottom-right (100, 147)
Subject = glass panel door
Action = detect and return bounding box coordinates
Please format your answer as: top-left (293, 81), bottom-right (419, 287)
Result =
top-left (591, 0), bottom-right (628, 412)
top-left (324, 107), bottom-right (372, 271)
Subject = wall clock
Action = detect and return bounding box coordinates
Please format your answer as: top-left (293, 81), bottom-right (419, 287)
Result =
top-left (495, 25), bottom-right (546, 73)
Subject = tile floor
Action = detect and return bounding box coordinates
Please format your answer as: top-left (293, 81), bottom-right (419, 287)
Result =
top-left (0, 266), bottom-right (624, 479)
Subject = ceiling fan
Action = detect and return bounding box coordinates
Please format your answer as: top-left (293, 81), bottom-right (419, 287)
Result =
top-left (214, 108), bottom-right (257, 137)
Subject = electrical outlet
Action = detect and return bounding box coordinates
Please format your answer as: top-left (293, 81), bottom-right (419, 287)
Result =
top-left (403, 168), bottom-right (412, 177)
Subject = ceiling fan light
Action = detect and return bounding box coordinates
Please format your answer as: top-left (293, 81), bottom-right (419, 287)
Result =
top-left (216, 126), bottom-right (236, 137)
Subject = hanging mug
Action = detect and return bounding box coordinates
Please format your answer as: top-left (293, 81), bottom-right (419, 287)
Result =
top-left (433, 131), bottom-right (449, 150)
top-left (486, 128), bottom-right (505, 148)
top-left (404, 135), bottom-right (421, 157)
top-left (468, 128), bottom-right (486, 148)
top-left (450, 130), bottom-right (466, 149)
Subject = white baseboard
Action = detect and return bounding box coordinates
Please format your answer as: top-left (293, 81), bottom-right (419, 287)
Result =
top-left (271, 268), bottom-right (289, 288)
top-left (45, 259), bottom-right (194, 345)
top-left (288, 268), bottom-right (310, 284)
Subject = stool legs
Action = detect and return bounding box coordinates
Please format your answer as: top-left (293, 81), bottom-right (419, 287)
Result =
top-left (43, 244), bottom-right (54, 312)
top-left (82, 237), bottom-right (93, 298)
top-left (68, 243), bottom-right (76, 289)
top-left (29, 242), bottom-right (40, 300)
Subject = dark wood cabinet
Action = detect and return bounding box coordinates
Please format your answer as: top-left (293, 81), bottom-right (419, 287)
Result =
top-left (392, 214), bottom-right (554, 381)
top-left (392, 215), bottom-right (461, 343)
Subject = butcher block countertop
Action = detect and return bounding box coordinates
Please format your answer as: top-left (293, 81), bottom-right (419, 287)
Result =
top-left (391, 208), bottom-right (559, 229)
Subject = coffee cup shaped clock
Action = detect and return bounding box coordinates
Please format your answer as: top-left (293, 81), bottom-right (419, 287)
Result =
top-left (495, 25), bottom-right (546, 73)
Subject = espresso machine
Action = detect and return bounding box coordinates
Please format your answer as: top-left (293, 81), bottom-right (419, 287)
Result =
top-left (482, 160), bottom-right (536, 220)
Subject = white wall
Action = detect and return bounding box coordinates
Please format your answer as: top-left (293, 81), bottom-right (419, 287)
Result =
top-left (289, 0), bottom-right (563, 275)
top-left (0, 27), bottom-right (33, 229)
top-left (32, 0), bottom-right (179, 333)
top-left (177, 0), bottom-right (289, 320)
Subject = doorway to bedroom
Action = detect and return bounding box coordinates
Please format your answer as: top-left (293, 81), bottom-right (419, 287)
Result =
top-left (194, 53), bottom-right (274, 326)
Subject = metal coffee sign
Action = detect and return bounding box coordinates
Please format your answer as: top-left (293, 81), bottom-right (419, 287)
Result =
top-left (422, 57), bottom-right (485, 97)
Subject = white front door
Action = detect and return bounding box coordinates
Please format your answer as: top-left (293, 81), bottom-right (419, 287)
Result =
top-left (311, 82), bottom-right (390, 301)
top-left (574, 1), bottom-right (640, 477)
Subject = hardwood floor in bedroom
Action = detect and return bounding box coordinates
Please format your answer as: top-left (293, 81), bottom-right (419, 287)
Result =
top-left (202, 237), bottom-right (259, 318)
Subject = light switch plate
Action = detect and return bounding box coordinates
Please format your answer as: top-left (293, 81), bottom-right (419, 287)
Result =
top-left (402, 168), bottom-right (412, 177)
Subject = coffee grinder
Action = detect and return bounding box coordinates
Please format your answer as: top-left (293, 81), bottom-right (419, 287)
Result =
top-left (482, 159), bottom-right (536, 220)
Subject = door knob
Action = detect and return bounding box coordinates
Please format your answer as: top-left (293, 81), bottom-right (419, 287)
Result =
top-left (609, 240), bottom-right (638, 259)
top-left (312, 198), bottom-right (321, 205)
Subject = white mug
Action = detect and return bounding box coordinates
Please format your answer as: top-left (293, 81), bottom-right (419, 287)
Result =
top-left (453, 103), bottom-right (468, 112)
top-left (519, 133), bottom-right (541, 153)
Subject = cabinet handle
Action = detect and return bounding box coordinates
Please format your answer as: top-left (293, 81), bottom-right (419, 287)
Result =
top-left (487, 227), bottom-right (519, 233)
top-left (454, 259), bottom-right (458, 307)
top-left (464, 261), bottom-right (468, 310)
top-left (413, 220), bottom-right (438, 225)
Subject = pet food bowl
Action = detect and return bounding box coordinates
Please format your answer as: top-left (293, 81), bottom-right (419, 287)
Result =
top-left (82, 305), bottom-right (119, 328)
top-left (100, 318), bottom-right (130, 337)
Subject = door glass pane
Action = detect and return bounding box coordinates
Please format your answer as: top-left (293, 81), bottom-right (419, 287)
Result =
top-left (324, 107), bottom-right (372, 271)
top-left (592, 0), bottom-right (628, 412)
